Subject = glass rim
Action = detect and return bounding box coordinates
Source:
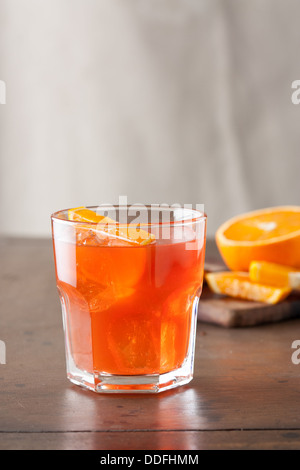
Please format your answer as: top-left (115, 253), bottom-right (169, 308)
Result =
top-left (51, 204), bottom-right (207, 228)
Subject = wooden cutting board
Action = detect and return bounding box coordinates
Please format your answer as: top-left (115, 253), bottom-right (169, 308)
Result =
top-left (198, 260), bottom-right (300, 328)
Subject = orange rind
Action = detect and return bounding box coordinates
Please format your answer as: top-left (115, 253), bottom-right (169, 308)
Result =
top-left (249, 260), bottom-right (300, 290)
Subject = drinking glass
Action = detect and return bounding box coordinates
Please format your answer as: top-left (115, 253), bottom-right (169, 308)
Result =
top-left (51, 205), bottom-right (206, 393)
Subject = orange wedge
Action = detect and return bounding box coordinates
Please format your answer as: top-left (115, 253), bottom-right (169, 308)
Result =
top-left (68, 206), bottom-right (105, 223)
top-left (249, 260), bottom-right (300, 290)
top-left (68, 207), bottom-right (155, 246)
top-left (215, 206), bottom-right (300, 271)
top-left (205, 271), bottom-right (291, 304)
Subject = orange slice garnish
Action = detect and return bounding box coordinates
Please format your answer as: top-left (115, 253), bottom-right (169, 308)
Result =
top-left (68, 206), bottom-right (105, 223)
top-left (68, 207), bottom-right (155, 246)
top-left (205, 271), bottom-right (291, 304)
top-left (249, 260), bottom-right (300, 290)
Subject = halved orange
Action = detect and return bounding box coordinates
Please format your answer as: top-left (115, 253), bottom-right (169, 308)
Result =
top-left (215, 206), bottom-right (300, 271)
top-left (68, 207), bottom-right (155, 246)
top-left (205, 271), bottom-right (291, 304)
top-left (249, 260), bottom-right (300, 290)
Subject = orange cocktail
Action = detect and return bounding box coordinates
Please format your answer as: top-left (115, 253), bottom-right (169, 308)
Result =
top-left (51, 205), bottom-right (206, 393)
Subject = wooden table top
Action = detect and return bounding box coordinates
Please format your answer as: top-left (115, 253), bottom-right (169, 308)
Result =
top-left (0, 236), bottom-right (300, 451)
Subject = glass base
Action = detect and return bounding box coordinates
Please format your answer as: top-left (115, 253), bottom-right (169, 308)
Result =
top-left (67, 362), bottom-right (194, 394)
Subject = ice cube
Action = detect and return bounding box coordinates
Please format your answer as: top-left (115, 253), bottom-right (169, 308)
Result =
top-left (106, 314), bottom-right (161, 373)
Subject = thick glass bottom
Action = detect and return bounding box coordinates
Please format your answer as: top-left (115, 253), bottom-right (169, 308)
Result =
top-left (67, 361), bottom-right (194, 394)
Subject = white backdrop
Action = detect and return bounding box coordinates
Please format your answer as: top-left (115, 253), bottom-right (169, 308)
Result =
top-left (0, 0), bottom-right (299, 237)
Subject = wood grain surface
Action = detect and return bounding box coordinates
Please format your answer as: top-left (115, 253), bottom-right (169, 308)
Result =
top-left (198, 288), bottom-right (300, 327)
top-left (0, 237), bottom-right (300, 450)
